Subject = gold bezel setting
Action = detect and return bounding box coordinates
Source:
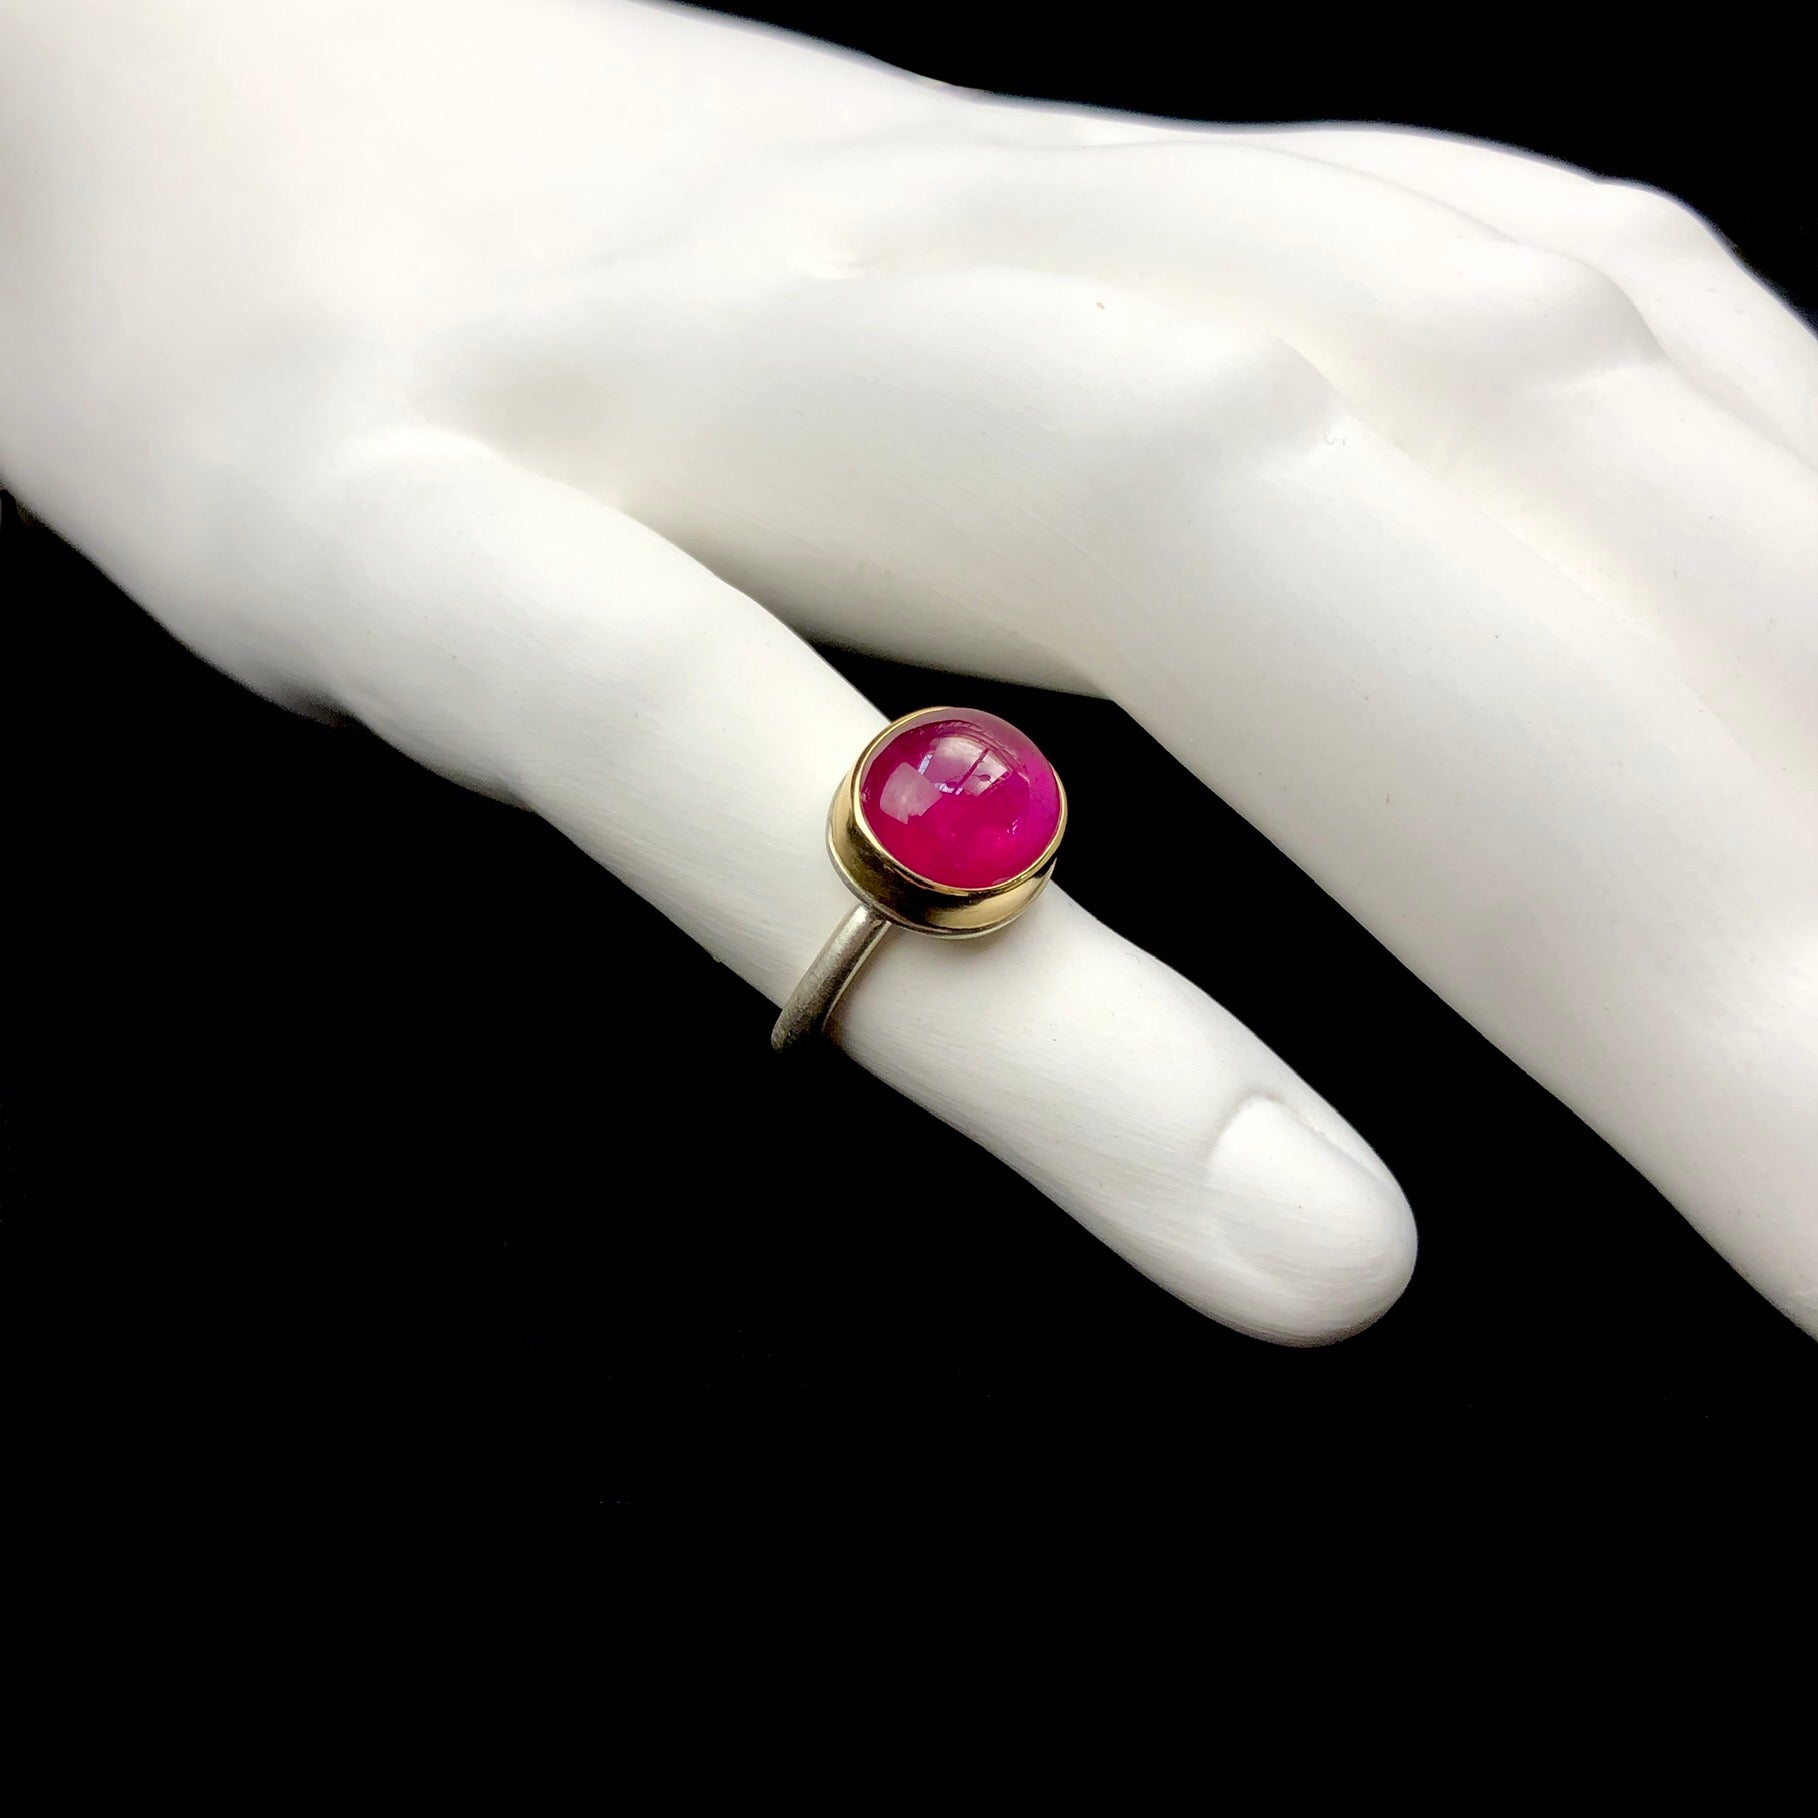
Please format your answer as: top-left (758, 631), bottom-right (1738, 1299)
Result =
top-left (825, 707), bottom-right (1068, 937)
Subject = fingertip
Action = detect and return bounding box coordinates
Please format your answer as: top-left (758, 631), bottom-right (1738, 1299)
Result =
top-left (1199, 1094), bottom-right (1417, 1345)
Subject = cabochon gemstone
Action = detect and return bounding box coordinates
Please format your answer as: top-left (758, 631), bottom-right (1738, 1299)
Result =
top-left (857, 709), bottom-right (1062, 890)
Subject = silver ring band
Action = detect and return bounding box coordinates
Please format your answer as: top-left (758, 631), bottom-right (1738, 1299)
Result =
top-left (771, 903), bottom-right (891, 1051)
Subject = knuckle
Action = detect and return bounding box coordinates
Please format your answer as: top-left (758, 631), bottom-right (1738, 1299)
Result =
top-left (1185, 326), bottom-right (1338, 437)
top-left (1095, 309), bottom-right (1343, 460)
top-left (1595, 178), bottom-right (1718, 248)
top-left (1455, 241), bottom-right (1633, 334)
top-left (1411, 240), bottom-right (1653, 374)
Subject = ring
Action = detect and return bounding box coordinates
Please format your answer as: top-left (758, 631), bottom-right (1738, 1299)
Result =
top-left (772, 706), bottom-right (1068, 1051)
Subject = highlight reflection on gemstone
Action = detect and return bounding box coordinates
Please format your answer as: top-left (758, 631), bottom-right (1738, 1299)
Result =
top-left (857, 709), bottom-right (1062, 889)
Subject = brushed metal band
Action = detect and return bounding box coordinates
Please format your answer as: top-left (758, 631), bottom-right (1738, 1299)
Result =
top-left (770, 902), bottom-right (891, 1052)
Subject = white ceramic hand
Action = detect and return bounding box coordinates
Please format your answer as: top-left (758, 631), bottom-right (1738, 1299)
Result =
top-left (2, 0), bottom-right (1813, 1341)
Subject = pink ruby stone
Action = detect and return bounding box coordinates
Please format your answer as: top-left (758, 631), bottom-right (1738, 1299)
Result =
top-left (858, 708), bottom-right (1062, 889)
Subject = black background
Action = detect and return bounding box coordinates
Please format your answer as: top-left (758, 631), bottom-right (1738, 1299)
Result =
top-left (4, 4), bottom-right (1814, 1517)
